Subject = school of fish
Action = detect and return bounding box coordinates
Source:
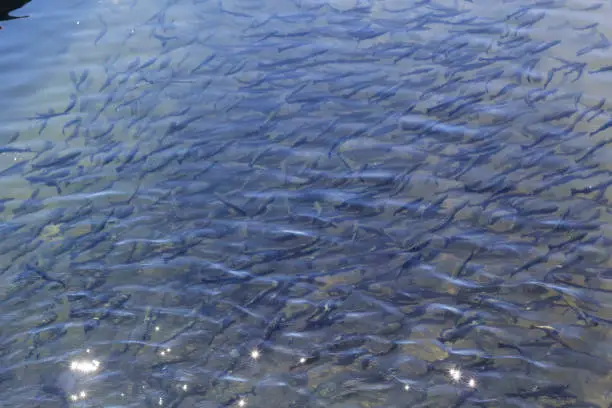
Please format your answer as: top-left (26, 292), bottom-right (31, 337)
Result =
top-left (1, 0), bottom-right (612, 406)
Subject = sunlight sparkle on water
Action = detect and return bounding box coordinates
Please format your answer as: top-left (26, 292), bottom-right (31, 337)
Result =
top-left (448, 367), bottom-right (462, 382)
top-left (70, 359), bottom-right (101, 374)
top-left (70, 391), bottom-right (88, 401)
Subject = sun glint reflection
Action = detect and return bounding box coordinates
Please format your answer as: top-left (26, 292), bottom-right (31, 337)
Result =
top-left (448, 367), bottom-right (462, 382)
top-left (70, 390), bottom-right (88, 401)
top-left (70, 359), bottom-right (101, 374)
top-left (447, 366), bottom-right (478, 389)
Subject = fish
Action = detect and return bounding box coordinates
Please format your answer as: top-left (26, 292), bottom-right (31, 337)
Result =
top-left (61, 117), bottom-right (82, 141)
top-left (589, 119), bottom-right (612, 136)
top-left (257, 49), bottom-right (328, 70)
top-left (190, 53), bottom-right (216, 74)
top-left (31, 150), bottom-right (80, 170)
top-left (25, 169), bottom-right (70, 194)
top-left (590, 65), bottom-right (612, 74)
top-left (528, 39), bottom-right (561, 55)
top-left (19, 262), bottom-right (66, 288)
top-left (162, 114), bottom-right (205, 140)
top-left (576, 137), bottom-right (612, 163)
top-left (577, 32), bottom-right (610, 56)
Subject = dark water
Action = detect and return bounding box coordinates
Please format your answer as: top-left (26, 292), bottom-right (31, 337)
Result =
top-left (2, 0), bottom-right (612, 406)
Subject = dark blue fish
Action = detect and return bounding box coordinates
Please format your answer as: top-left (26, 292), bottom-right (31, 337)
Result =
top-left (0, 160), bottom-right (27, 177)
top-left (0, 146), bottom-right (31, 154)
top-left (71, 232), bottom-right (111, 258)
top-left (258, 49), bottom-right (328, 69)
top-left (125, 56), bottom-right (140, 73)
top-left (529, 39), bottom-right (561, 55)
top-left (190, 53), bottom-right (216, 74)
top-left (150, 28), bottom-right (178, 45)
top-left (99, 72), bottom-right (119, 93)
top-left (62, 117), bottom-right (82, 140)
top-left (22, 262), bottom-right (66, 288)
top-left (163, 114), bottom-right (204, 140)
top-left (13, 195), bottom-right (44, 218)
top-left (577, 32), bottom-right (610, 56)
top-left (25, 169), bottom-right (70, 194)
top-left (91, 123), bottom-right (115, 140)
top-left (590, 65), bottom-right (612, 74)
top-left (0, 198), bottom-right (12, 212)
top-left (95, 14), bottom-right (108, 45)
top-left (31, 151), bottom-right (80, 170)
top-left (506, 383), bottom-right (572, 399)
top-left (590, 119), bottom-right (612, 136)
top-left (70, 69), bottom-right (89, 92)
top-left (137, 56), bottom-right (157, 71)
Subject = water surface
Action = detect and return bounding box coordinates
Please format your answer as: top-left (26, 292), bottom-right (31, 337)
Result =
top-left (2, 0), bottom-right (612, 406)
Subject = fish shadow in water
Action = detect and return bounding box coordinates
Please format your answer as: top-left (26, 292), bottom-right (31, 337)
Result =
top-left (0, 0), bottom-right (31, 22)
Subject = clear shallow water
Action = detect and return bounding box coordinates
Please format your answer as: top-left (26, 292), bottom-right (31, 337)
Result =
top-left (2, 0), bottom-right (612, 406)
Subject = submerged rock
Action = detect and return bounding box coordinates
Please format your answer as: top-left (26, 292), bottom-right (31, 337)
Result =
top-left (0, 0), bottom-right (30, 21)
